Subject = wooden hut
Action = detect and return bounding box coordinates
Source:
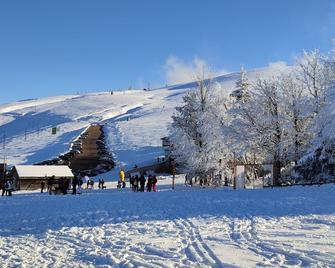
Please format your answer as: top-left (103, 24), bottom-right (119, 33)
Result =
top-left (11, 165), bottom-right (74, 190)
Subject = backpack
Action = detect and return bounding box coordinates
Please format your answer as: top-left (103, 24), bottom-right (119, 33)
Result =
top-left (5, 181), bottom-right (12, 190)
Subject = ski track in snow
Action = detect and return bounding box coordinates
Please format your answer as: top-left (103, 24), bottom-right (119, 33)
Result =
top-left (0, 182), bottom-right (334, 267)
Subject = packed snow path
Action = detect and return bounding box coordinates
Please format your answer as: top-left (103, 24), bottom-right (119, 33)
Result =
top-left (0, 182), bottom-right (334, 267)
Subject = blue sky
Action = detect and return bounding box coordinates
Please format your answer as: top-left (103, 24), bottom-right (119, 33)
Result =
top-left (0, 0), bottom-right (334, 104)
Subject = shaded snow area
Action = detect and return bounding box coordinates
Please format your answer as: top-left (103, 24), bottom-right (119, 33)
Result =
top-left (0, 179), bottom-right (334, 267)
top-left (0, 66), bottom-right (288, 180)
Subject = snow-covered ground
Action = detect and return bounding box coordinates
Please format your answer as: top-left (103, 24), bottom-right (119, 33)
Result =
top-left (0, 178), bottom-right (334, 267)
top-left (0, 65), bottom-right (289, 181)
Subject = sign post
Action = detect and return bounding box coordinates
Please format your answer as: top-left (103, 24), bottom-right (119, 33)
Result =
top-left (171, 160), bottom-right (176, 190)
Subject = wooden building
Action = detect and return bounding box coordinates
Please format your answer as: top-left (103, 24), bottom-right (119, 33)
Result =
top-left (11, 165), bottom-right (74, 190)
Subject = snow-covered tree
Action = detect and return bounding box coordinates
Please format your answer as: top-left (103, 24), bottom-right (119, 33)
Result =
top-left (230, 76), bottom-right (285, 185)
top-left (280, 74), bottom-right (313, 164)
top-left (230, 66), bottom-right (250, 101)
top-left (169, 76), bottom-right (229, 185)
top-left (296, 50), bottom-right (328, 114)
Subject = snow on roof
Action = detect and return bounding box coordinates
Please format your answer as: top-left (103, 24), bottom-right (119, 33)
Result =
top-left (14, 165), bottom-right (74, 178)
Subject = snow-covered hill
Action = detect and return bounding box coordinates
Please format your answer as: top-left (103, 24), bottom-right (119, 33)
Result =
top-left (0, 65), bottom-right (289, 179)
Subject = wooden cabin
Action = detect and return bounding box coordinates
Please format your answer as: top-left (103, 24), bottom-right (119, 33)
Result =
top-left (11, 165), bottom-right (74, 190)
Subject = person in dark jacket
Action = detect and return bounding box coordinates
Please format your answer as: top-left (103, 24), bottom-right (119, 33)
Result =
top-left (1, 181), bottom-right (6, 196)
top-left (133, 175), bottom-right (139, 192)
top-left (152, 176), bottom-right (158, 192)
top-left (47, 176), bottom-right (55, 195)
top-left (129, 176), bottom-right (134, 191)
top-left (72, 176), bottom-right (79, 195)
top-left (139, 174), bottom-right (146, 192)
top-left (4, 180), bottom-right (13, 196)
top-left (101, 178), bottom-right (105, 189)
top-left (147, 175), bottom-right (153, 192)
top-left (41, 181), bottom-right (46, 193)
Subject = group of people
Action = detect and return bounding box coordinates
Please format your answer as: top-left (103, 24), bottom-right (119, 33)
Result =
top-left (1, 180), bottom-right (13, 196)
top-left (41, 174), bottom-right (106, 195)
top-left (43, 175), bottom-right (85, 195)
top-left (129, 174), bottom-right (158, 192)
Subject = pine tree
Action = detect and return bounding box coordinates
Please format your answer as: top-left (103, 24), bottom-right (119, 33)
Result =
top-left (230, 66), bottom-right (250, 101)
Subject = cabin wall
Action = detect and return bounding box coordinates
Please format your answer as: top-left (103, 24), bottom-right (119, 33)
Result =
top-left (18, 177), bottom-right (73, 191)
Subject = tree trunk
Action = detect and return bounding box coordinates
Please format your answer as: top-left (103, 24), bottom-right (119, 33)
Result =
top-left (273, 160), bottom-right (281, 186)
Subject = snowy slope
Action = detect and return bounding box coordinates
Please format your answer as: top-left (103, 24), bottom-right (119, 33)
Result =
top-left (0, 65), bottom-right (289, 179)
top-left (0, 179), bottom-right (334, 267)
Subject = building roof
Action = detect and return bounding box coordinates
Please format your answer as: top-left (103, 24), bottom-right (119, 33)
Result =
top-left (14, 165), bottom-right (74, 178)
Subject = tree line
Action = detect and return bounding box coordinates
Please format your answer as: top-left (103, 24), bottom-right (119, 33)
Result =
top-left (169, 47), bottom-right (335, 186)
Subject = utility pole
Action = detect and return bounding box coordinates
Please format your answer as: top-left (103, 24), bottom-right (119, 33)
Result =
top-left (233, 152), bottom-right (236, 190)
top-left (171, 160), bottom-right (176, 190)
top-left (2, 132), bottom-right (5, 149)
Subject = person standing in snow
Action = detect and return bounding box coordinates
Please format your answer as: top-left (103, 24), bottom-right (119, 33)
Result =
top-left (1, 181), bottom-right (5, 197)
top-left (139, 174), bottom-right (146, 192)
top-left (133, 175), bottom-right (139, 192)
top-left (40, 181), bottom-right (45, 193)
top-left (152, 176), bottom-right (158, 192)
top-left (129, 176), bottom-right (134, 191)
top-left (119, 169), bottom-right (126, 188)
top-left (4, 180), bottom-right (13, 196)
top-left (47, 176), bottom-right (55, 195)
top-left (146, 175), bottom-right (153, 192)
top-left (72, 176), bottom-right (78, 195)
top-left (77, 177), bottom-right (83, 194)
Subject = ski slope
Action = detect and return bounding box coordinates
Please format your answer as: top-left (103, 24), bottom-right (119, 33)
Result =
top-left (0, 65), bottom-right (289, 179)
top-left (0, 178), bottom-right (334, 267)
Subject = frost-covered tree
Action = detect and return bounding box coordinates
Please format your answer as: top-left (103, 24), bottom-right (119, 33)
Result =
top-left (293, 47), bottom-right (335, 182)
top-left (296, 50), bottom-right (328, 114)
top-left (280, 74), bottom-right (313, 164)
top-left (230, 66), bottom-right (250, 101)
top-left (169, 76), bottom-right (228, 185)
top-left (230, 77), bottom-right (285, 185)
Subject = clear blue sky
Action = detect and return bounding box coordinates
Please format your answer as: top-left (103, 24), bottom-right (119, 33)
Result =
top-left (0, 0), bottom-right (334, 104)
